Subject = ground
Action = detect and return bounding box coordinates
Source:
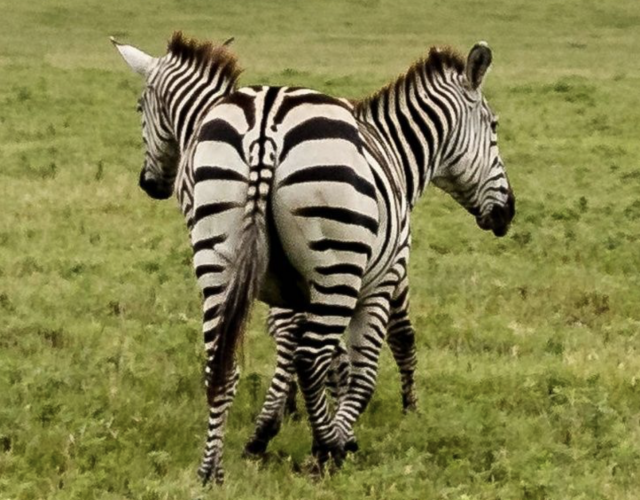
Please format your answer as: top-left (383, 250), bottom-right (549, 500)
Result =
top-left (1, 0), bottom-right (639, 498)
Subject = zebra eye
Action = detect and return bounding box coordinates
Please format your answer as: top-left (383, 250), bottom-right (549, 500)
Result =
top-left (136, 100), bottom-right (143, 113)
top-left (490, 121), bottom-right (498, 133)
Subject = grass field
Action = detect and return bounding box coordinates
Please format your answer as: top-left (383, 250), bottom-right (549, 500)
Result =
top-left (2, 0), bottom-right (640, 498)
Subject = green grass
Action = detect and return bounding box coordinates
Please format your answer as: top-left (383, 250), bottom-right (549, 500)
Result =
top-left (1, 0), bottom-right (640, 498)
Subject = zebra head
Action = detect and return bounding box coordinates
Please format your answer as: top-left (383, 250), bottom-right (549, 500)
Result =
top-left (111, 34), bottom-right (239, 201)
top-left (111, 38), bottom-right (179, 200)
top-left (432, 42), bottom-right (515, 237)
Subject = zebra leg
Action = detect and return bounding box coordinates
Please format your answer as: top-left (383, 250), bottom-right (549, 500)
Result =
top-left (244, 309), bottom-right (300, 457)
top-left (245, 314), bottom-right (350, 458)
top-left (192, 218), bottom-right (255, 484)
top-left (326, 340), bottom-right (350, 406)
top-left (334, 288), bottom-right (394, 448)
top-left (198, 359), bottom-right (240, 484)
top-left (386, 276), bottom-right (418, 413)
top-left (325, 340), bottom-right (357, 451)
top-left (268, 308), bottom-right (303, 418)
top-left (194, 264), bottom-right (238, 484)
top-left (285, 379), bottom-right (299, 418)
top-left (294, 307), bottom-right (354, 468)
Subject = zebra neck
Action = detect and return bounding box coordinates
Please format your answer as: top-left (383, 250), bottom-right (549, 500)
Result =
top-left (167, 74), bottom-right (236, 225)
top-left (167, 71), bottom-right (236, 153)
top-left (356, 72), bottom-right (452, 209)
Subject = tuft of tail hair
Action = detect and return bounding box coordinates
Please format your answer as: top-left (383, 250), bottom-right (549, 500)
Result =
top-left (207, 213), bottom-right (269, 403)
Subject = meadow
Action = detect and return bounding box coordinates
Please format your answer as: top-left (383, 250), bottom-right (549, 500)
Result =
top-left (1, 0), bottom-right (640, 498)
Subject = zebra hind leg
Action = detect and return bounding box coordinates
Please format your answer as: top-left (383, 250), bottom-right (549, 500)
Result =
top-left (325, 341), bottom-right (358, 452)
top-left (198, 361), bottom-right (240, 484)
top-left (273, 310), bottom-right (302, 419)
top-left (333, 291), bottom-right (394, 452)
top-left (294, 309), bottom-right (354, 470)
top-left (387, 313), bottom-right (418, 413)
top-left (326, 340), bottom-right (350, 406)
top-left (285, 379), bottom-right (299, 418)
top-left (246, 326), bottom-right (352, 458)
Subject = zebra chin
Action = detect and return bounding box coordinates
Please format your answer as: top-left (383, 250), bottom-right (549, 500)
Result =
top-left (138, 168), bottom-right (173, 200)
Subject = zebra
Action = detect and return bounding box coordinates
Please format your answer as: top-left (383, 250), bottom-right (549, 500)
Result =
top-left (112, 32), bottom-right (396, 482)
top-left (246, 42), bottom-right (517, 456)
top-left (111, 31), bottom-right (383, 481)
top-left (113, 33), bottom-right (515, 484)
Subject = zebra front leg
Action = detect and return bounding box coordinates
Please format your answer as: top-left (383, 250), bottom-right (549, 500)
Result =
top-left (386, 276), bottom-right (418, 413)
top-left (267, 308), bottom-right (303, 418)
top-left (244, 322), bottom-right (299, 457)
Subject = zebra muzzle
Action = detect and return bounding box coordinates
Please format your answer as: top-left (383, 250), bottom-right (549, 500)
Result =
top-left (476, 195), bottom-right (515, 237)
top-left (139, 168), bottom-right (173, 200)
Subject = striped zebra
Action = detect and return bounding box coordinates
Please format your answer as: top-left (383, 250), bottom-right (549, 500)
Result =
top-left (112, 33), bottom-right (515, 483)
top-left (245, 43), bottom-right (517, 456)
top-left (111, 32), bottom-right (370, 480)
top-left (112, 32), bottom-right (393, 482)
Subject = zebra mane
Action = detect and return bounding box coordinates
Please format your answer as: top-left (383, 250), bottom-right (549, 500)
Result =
top-left (355, 46), bottom-right (465, 110)
top-left (167, 31), bottom-right (242, 83)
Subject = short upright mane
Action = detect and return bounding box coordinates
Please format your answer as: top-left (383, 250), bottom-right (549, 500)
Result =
top-left (167, 31), bottom-right (242, 82)
top-left (418, 46), bottom-right (466, 77)
top-left (356, 46), bottom-right (465, 110)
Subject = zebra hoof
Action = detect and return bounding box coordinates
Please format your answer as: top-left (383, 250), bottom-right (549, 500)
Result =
top-left (243, 438), bottom-right (268, 458)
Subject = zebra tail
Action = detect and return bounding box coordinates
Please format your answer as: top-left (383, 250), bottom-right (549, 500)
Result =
top-left (208, 174), bottom-right (271, 401)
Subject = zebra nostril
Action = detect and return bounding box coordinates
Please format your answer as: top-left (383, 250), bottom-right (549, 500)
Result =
top-left (139, 168), bottom-right (158, 189)
top-left (139, 167), bottom-right (156, 192)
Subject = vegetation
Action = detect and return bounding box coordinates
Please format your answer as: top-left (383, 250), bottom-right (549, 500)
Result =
top-left (1, 0), bottom-right (639, 498)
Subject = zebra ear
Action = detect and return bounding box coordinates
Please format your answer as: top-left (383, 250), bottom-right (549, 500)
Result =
top-left (110, 37), bottom-right (155, 77)
top-left (466, 41), bottom-right (492, 90)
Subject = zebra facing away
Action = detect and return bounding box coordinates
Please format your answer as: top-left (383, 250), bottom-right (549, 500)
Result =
top-left (113, 33), bottom-right (515, 484)
top-left (247, 42), bottom-right (517, 457)
top-left (111, 32), bottom-right (406, 482)
top-left (112, 33), bottom-right (400, 482)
